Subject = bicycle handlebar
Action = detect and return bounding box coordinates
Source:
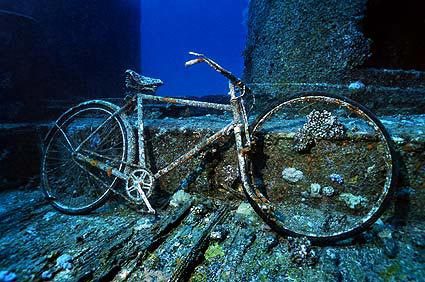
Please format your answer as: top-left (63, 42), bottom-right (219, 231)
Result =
top-left (184, 52), bottom-right (205, 67)
top-left (184, 51), bottom-right (248, 92)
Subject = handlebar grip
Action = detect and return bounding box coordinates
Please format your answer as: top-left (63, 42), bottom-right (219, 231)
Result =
top-left (188, 51), bottom-right (203, 56)
top-left (184, 57), bottom-right (204, 67)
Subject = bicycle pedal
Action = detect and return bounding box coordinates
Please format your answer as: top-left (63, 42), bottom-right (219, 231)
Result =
top-left (146, 207), bottom-right (156, 214)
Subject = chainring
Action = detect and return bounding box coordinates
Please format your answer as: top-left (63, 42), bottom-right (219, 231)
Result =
top-left (125, 168), bottom-right (154, 202)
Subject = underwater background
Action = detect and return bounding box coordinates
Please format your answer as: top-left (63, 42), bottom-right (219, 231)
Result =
top-left (1, 0), bottom-right (249, 123)
top-left (1, 0), bottom-right (425, 281)
top-left (141, 0), bottom-right (248, 96)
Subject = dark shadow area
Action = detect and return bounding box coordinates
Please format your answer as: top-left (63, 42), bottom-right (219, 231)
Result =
top-left (363, 0), bottom-right (425, 70)
top-left (0, 1), bottom-right (141, 122)
top-left (390, 150), bottom-right (412, 227)
top-left (0, 10), bottom-right (47, 121)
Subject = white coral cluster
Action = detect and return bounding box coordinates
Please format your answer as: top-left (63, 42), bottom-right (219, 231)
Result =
top-left (339, 193), bottom-right (368, 210)
top-left (309, 183), bottom-right (321, 197)
top-left (293, 110), bottom-right (345, 152)
top-left (282, 167), bottom-right (304, 183)
top-left (308, 183), bottom-right (335, 198)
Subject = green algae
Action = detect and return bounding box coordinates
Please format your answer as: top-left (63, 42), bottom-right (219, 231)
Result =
top-left (190, 271), bottom-right (208, 282)
top-left (380, 263), bottom-right (401, 282)
top-left (204, 243), bottom-right (225, 261)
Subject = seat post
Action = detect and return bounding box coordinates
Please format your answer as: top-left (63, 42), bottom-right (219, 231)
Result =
top-left (137, 93), bottom-right (147, 168)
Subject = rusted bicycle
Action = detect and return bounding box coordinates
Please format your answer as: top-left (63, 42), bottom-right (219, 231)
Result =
top-left (41, 52), bottom-right (396, 242)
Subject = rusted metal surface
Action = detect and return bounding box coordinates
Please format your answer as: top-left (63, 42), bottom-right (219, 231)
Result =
top-left (74, 152), bottom-right (128, 181)
top-left (137, 94), bottom-right (147, 168)
top-left (138, 93), bottom-right (233, 112)
top-left (153, 123), bottom-right (235, 179)
top-left (40, 99), bottom-right (136, 213)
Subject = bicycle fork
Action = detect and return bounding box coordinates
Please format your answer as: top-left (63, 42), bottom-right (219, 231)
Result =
top-left (228, 83), bottom-right (253, 194)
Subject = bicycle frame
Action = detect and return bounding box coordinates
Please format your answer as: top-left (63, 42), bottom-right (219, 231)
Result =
top-left (72, 52), bottom-right (255, 212)
top-left (76, 84), bottom-right (251, 178)
top-left (135, 90), bottom-right (250, 177)
top-left (75, 82), bottom-right (251, 205)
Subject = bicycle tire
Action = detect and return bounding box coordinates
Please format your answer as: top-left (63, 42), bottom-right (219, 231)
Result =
top-left (245, 93), bottom-right (396, 242)
top-left (41, 100), bottom-right (135, 214)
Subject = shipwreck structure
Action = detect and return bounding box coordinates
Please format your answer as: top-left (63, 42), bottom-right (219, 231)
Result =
top-left (0, 1), bottom-right (424, 280)
top-left (244, 0), bottom-right (425, 114)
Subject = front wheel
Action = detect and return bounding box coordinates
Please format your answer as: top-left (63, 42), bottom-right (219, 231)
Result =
top-left (246, 93), bottom-right (396, 242)
top-left (41, 100), bottom-right (135, 214)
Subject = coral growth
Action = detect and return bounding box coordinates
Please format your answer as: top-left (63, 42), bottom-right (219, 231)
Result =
top-left (56, 254), bottom-right (73, 270)
top-left (309, 183), bottom-right (322, 198)
top-left (339, 193), bottom-right (368, 210)
top-left (288, 237), bottom-right (318, 266)
top-left (294, 110), bottom-right (345, 152)
top-left (204, 243), bottom-right (225, 261)
top-left (322, 186), bottom-right (335, 197)
top-left (293, 110), bottom-right (346, 152)
top-left (329, 173), bottom-right (344, 185)
top-left (169, 190), bottom-right (192, 207)
top-left (282, 167), bottom-right (304, 183)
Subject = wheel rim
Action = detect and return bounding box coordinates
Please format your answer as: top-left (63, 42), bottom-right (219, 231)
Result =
top-left (249, 95), bottom-right (394, 239)
top-left (42, 106), bottom-right (128, 212)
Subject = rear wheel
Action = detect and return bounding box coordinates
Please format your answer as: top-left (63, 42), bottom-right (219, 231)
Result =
top-left (41, 100), bottom-right (135, 214)
top-left (246, 93), bottom-right (396, 242)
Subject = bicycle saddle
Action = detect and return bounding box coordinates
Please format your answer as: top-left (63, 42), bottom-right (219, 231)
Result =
top-left (125, 70), bottom-right (163, 93)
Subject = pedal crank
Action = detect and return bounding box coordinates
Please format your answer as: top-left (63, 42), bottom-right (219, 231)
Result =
top-left (125, 168), bottom-right (156, 214)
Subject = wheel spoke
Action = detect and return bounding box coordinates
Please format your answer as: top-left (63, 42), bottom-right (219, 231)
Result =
top-left (55, 124), bottom-right (75, 152)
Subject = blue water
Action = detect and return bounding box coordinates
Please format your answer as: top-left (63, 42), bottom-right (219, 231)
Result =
top-left (141, 0), bottom-right (249, 96)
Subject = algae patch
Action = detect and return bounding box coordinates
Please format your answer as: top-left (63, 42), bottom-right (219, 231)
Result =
top-left (204, 242), bottom-right (224, 261)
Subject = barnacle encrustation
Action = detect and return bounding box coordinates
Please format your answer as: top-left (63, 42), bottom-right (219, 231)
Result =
top-left (293, 110), bottom-right (346, 152)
